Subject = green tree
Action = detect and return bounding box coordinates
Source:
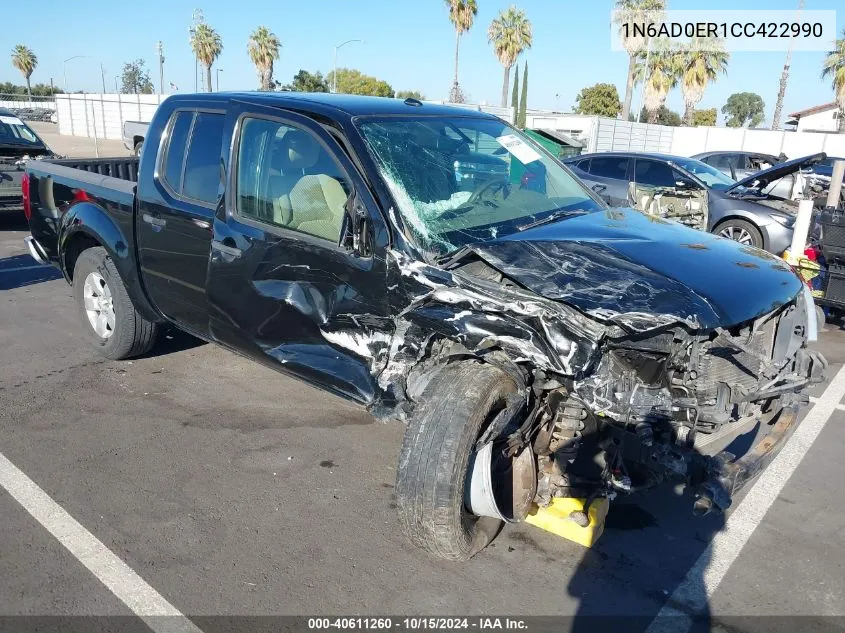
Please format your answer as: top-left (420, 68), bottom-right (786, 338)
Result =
top-left (574, 83), bottom-right (622, 117)
top-left (613, 0), bottom-right (665, 121)
top-left (518, 60), bottom-right (528, 128)
top-left (633, 105), bottom-right (681, 126)
top-left (445, 0), bottom-right (477, 103)
top-left (821, 27), bottom-right (845, 133)
top-left (679, 37), bottom-right (729, 125)
top-left (280, 70), bottom-right (329, 93)
top-left (511, 64), bottom-right (520, 114)
top-left (191, 22), bottom-right (223, 93)
top-left (248, 26), bottom-right (281, 91)
top-left (722, 92), bottom-right (765, 128)
top-left (120, 60), bottom-right (154, 95)
top-left (634, 38), bottom-right (681, 123)
top-left (396, 90), bottom-right (426, 100)
top-left (691, 108), bottom-right (717, 126)
top-left (326, 68), bottom-right (394, 97)
top-left (11, 45), bottom-right (37, 98)
top-left (488, 6), bottom-right (533, 107)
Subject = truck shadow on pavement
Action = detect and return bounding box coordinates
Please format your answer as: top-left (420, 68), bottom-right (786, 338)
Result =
top-left (140, 327), bottom-right (207, 359)
top-left (564, 485), bottom-right (724, 632)
top-left (0, 254), bottom-right (63, 290)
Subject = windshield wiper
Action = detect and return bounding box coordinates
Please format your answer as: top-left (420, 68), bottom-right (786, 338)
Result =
top-left (517, 208), bottom-right (584, 232)
top-left (435, 244), bottom-right (474, 268)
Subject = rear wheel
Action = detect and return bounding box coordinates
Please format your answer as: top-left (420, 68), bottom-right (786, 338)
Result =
top-left (72, 247), bottom-right (158, 360)
top-left (715, 218), bottom-right (763, 249)
top-left (133, 140), bottom-right (143, 156)
top-left (395, 361), bottom-right (519, 561)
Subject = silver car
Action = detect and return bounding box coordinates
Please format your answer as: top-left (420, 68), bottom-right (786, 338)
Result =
top-left (563, 151), bottom-right (826, 254)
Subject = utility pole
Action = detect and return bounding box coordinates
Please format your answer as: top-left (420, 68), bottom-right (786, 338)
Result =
top-left (100, 63), bottom-right (107, 93)
top-left (216, 68), bottom-right (223, 92)
top-left (156, 41), bottom-right (164, 95)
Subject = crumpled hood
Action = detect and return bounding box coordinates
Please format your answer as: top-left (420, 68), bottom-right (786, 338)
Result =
top-left (468, 207), bottom-right (803, 330)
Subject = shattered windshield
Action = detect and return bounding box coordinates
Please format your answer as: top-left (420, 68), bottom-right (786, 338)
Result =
top-left (671, 157), bottom-right (736, 191)
top-left (356, 115), bottom-right (602, 256)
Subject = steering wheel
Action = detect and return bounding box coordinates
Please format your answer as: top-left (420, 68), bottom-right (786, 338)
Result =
top-left (468, 176), bottom-right (511, 205)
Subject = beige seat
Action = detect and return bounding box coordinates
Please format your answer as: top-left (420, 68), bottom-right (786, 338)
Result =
top-left (268, 130), bottom-right (347, 242)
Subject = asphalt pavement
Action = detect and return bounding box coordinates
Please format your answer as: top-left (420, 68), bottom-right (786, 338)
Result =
top-left (0, 126), bottom-right (843, 632)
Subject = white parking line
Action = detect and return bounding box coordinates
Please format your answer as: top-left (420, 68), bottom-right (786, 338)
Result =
top-left (0, 452), bottom-right (204, 633)
top-left (646, 364), bottom-right (845, 633)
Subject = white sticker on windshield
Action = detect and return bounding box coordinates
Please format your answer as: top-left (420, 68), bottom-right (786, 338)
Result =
top-left (0, 115), bottom-right (24, 126)
top-left (496, 134), bottom-right (541, 164)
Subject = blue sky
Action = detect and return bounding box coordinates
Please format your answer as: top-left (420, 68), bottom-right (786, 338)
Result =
top-left (3, 0), bottom-right (843, 125)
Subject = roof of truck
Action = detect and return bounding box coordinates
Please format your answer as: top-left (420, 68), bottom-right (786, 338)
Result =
top-left (166, 91), bottom-right (498, 119)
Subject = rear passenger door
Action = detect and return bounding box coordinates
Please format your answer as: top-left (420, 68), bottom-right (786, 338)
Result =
top-left (205, 104), bottom-right (393, 405)
top-left (583, 155), bottom-right (631, 206)
top-left (137, 106), bottom-right (225, 337)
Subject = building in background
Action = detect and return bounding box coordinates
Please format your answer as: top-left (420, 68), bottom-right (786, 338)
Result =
top-left (786, 102), bottom-right (841, 133)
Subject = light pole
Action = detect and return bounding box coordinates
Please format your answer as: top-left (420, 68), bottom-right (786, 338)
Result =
top-left (216, 68), bottom-right (223, 92)
top-left (62, 55), bottom-right (89, 92)
top-left (156, 41), bottom-right (164, 95)
top-left (332, 39), bottom-right (364, 93)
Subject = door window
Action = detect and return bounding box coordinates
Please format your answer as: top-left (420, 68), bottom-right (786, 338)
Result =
top-left (634, 159), bottom-right (676, 188)
top-left (235, 117), bottom-right (351, 243)
top-left (588, 156), bottom-right (630, 180)
top-left (182, 112), bottom-right (225, 205)
top-left (161, 111), bottom-right (193, 192)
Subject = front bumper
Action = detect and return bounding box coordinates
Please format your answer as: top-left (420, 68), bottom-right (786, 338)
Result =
top-left (762, 220), bottom-right (794, 255)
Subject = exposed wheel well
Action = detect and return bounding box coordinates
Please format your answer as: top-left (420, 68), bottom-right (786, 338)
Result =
top-left (133, 136), bottom-right (144, 147)
top-left (64, 234), bottom-right (102, 281)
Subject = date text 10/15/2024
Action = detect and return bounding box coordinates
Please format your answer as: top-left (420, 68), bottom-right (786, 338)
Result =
top-left (308, 618), bottom-right (529, 630)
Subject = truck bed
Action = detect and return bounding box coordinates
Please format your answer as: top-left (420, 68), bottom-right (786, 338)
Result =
top-left (25, 156), bottom-right (139, 265)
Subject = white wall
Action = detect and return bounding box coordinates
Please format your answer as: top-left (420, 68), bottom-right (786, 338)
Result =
top-left (0, 99), bottom-right (56, 111)
top-left (797, 108), bottom-right (840, 133)
top-left (671, 125), bottom-right (845, 159)
top-left (56, 93), bottom-right (170, 141)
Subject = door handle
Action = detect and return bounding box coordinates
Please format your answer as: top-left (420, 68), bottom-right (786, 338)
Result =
top-left (142, 212), bottom-right (166, 228)
top-left (211, 240), bottom-right (242, 257)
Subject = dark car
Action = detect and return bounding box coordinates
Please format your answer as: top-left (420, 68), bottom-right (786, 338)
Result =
top-left (22, 93), bottom-right (824, 561)
top-left (563, 151), bottom-right (825, 253)
top-left (0, 108), bottom-right (55, 211)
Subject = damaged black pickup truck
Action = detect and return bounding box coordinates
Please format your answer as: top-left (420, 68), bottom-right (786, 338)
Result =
top-left (24, 93), bottom-right (826, 560)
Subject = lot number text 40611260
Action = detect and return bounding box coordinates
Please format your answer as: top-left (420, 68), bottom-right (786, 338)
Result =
top-left (307, 617), bottom-right (529, 630)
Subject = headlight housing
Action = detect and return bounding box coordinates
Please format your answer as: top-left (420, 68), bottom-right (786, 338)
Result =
top-left (771, 213), bottom-right (796, 228)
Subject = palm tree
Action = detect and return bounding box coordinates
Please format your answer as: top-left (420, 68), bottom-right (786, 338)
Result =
top-left (11, 45), bottom-right (37, 98)
top-left (191, 23), bottom-right (223, 93)
top-left (446, 0), bottom-right (477, 103)
top-left (488, 6), bottom-right (532, 108)
top-left (635, 39), bottom-right (680, 123)
top-left (614, 0), bottom-right (665, 121)
top-left (772, 0), bottom-right (806, 130)
top-left (248, 26), bottom-right (281, 91)
top-left (679, 37), bottom-right (729, 125)
top-left (822, 27), bottom-right (845, 133)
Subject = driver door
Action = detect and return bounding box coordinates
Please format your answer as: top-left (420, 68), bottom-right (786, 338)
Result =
top-left (629, 158), bottom-right (708, 232)
top-left (205, 104), bottom-right (393, 405)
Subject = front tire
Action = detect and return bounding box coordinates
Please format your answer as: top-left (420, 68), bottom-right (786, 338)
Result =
top-left (72, 247), bottom-right (158, 360)
top-left (715, 218), bottom-right (764, 249)
top-left (395, 361), bottom-right (518, 561)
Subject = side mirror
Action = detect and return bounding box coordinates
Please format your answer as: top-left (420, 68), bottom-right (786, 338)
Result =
top-left (675, 178), bottom-right (697, 190)
top-left (342, 187), bottom-right (373, 257)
